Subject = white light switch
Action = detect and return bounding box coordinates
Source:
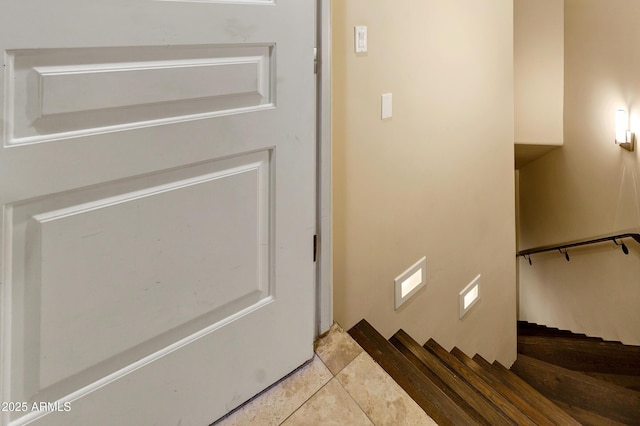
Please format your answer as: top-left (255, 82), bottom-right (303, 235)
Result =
top-left (381, 93), bottom-right (393, 119)
top-left (354, 26), bottom-right (368, 53)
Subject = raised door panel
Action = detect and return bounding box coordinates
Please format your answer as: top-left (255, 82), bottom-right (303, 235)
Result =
top-left (6, 46), bottom-right (272, 145)
top-left (9, 152), bottom-right (270, 404)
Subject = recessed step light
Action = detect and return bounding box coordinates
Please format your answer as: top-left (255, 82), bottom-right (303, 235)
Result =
top-left (394, 257), bottom-right (427, 310)
top-left (459, 275), bottom-right (481, 319)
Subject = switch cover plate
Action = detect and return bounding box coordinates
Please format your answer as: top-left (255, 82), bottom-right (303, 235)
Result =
top-left (354, 26), bottom-right (368, 53)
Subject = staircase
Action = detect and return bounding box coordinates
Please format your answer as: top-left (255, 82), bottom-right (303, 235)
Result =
top-left (348, 319), bottom-right (640, 425)
top-left (513, 321), bottom-right (640, 425)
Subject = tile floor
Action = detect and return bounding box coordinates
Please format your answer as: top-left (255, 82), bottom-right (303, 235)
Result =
top-left (215, 323), bottom-right (437, 425)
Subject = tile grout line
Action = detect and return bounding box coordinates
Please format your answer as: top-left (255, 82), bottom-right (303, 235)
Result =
top-left (315, 328), bottom-right (376, 424)
top-left (333, 369), bottom-right (377, 426)
top-left (277, 354), bottom-right (336, 425)
top-left (279, 348), bottom-right (377, 425)
top-left (324, 350), bottom-right (377, 426)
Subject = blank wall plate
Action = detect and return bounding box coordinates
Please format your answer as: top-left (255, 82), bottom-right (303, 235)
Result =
top-left (459, 274), bottom-right (481, 319)
top-left (394, 257), bottom-right (427, 310)
top-left (381, 93), bottom-right (392, 119)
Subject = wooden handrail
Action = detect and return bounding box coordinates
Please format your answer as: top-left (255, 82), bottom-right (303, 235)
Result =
top-left (517, 233), bottom-right (640, 263)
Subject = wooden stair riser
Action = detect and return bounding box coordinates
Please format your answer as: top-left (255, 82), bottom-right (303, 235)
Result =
top-left (517, 322), bottom-right (596, 340)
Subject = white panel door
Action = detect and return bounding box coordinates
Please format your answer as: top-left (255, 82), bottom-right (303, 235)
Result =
top-left (0, 1), bottom-right (316, 425)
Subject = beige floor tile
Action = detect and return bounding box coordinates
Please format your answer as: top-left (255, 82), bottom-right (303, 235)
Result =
top-left (282, 378), bottom-right (373, 426)
top-left (215, 355), bottom-right (333, 426)
top-left (314, 322), bottom-right (363, 375)
top-left (337, 352), bottom-right (438, 426)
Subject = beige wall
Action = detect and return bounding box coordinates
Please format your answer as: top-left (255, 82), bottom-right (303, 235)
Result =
top-left (332, 1), bottom-right (516, 365)
top-left (514, 0), bottom-right (564, 146)
top-left (518, 0), bottom-right (640, 345)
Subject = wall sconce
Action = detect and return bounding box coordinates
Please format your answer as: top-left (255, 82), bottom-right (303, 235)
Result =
top-left (615, 109), bottom-right (635, 152)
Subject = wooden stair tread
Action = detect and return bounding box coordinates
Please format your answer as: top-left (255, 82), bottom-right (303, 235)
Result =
top-left (450, 348), bottom-right (555, 426)
top-left (389, 335), bottom-right (489, 425)
top-left (583, 371), bottom-right (640, 391)
top-left (390, 330), bottom-right (518, 426)
top-left (512, 354), bottom-right (640, 424)
top-left (471, 355), bottom-right (580, 425)
top-left (424, 339), bottom-right (536, 425)
top-left (518, 334), bottom-right (640, 376)
top-left (348, 320), bottom-right (479, 426)
top-left (551, 399), bottom-right (627, 426)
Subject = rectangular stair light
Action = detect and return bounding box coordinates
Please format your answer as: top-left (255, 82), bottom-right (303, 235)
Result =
top-left (394, 257), bottom-right (427, 310)
top-left (459, 274), bottom-right (481, 319)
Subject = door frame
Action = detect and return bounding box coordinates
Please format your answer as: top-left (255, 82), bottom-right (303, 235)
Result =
top-left (317, 0), bottom-right (332, 336)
